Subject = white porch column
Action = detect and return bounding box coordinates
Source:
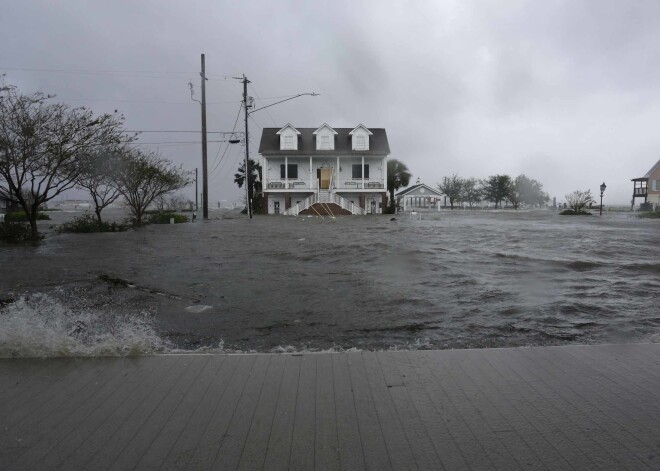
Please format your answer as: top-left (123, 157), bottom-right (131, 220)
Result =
top-left (361, 156), bottom-right (365, 189)
top-left (285, 156), bottom-right (288, 184)
top-left (309, 156), bottom-right (312, 188)
top-left (336, 156), bottom-right (339, 189)
top-left (382, 156), bottom-right (387, 192)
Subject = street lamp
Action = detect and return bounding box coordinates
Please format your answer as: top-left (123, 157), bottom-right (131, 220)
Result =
top-left (237, 75), bottom-right (319, 219)
top-left (600, 182), bottom-right (606, 216)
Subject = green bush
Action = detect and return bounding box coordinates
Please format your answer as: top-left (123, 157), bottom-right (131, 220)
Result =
top-left (146, 212), bottom-right (189, 224)
top-left (0, 221), bottom-right (35, 243)
top-left (59, 214), bottom-right (129, 233)
top-left (3, 211), bottom-right (51, 222)
top-left (638, 211), bottom-right (660, 219)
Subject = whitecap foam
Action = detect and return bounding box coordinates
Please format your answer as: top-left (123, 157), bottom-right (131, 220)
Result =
top-left (0, 293), bottom-right (167, 358)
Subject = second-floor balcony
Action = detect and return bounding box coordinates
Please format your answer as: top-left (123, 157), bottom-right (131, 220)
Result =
top-left (265, 179), bottom-right (385, 191)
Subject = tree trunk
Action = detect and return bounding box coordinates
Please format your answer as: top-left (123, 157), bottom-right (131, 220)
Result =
top-left (29, 204), bottom-right (39, 240)
top-left (95, 208), bottom-right (103, 227)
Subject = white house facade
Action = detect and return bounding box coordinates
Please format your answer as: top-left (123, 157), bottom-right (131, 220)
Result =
top-left (395, 182), bottom-right (444, 211)
top-left (258, 124), bottom-right (390, 215)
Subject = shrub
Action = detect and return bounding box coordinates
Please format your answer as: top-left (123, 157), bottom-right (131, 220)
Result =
top-left (560, 209), bottom-right (592, 216)
top-left (0, 222), bottom-right (35, 243)
top-left (59, 214), bottom-right (128, 233)
top-left (146, 212), bottom-right (189, 224)
top-left (3, 211), bottom-right (51, 222)
top-left (638, 211), bottom-right (660, 219)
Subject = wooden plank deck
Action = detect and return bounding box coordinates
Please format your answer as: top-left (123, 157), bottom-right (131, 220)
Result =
top-left (1, 344), bottom-right (659, 470)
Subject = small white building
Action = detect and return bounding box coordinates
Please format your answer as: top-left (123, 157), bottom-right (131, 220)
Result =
top-left (258, 124), bottom-right (390, 215)
top-left (395, 182), bottom-right (444, 211)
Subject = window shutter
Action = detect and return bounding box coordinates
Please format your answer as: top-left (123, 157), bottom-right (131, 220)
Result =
top-left (364, 165), bottom-right (369, 179)
top-left (280, 164), bottom-right (286, 179)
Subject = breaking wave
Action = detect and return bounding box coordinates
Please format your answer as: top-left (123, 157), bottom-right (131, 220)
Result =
top-left (0, 293), bottom-right (167, 358)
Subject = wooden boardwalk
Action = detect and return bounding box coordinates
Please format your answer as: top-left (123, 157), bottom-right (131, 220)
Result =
top-left (1, 344), bottom-right (659, 470)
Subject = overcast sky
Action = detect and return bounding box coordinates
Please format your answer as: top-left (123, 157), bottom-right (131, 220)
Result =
top-left (2, 0), bottom-right (660, 205)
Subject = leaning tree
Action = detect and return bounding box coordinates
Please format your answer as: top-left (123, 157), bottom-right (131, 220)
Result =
top-left (0, 84), bottom-right (126, 239)
top-left (113, 148), bottom-right (191, 225)
top-left (234, 158), bottom-right (262, 214)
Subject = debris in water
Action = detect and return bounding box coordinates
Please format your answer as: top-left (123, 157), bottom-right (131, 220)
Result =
top-left (184, 305), bottom-right (213, 313)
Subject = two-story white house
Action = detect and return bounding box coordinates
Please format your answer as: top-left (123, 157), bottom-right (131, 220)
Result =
top-left (258, 124), bottom-right (390, 215)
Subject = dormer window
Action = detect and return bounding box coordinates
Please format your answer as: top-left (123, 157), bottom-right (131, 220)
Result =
top-left (349, 124), bottom-right (373, 151)
top-left (313, 123), bottom-right (337, 150)
top-left (276, 124), bottom-right (301, 150)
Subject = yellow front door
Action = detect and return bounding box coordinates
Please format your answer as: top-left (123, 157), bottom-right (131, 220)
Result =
top-left (320, 168), bottom-right (332, 189)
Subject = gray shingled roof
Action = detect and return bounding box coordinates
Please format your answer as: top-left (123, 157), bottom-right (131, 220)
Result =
top-left (395, 183), bottom-right (443, 198)
top-left (258, 127), bottom-right (390, 155)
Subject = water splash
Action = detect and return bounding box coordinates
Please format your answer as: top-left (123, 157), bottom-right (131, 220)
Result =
top-left (0, 293), bottom-right (167, 358)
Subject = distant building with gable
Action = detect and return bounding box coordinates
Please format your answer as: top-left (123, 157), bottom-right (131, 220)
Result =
top-left (631, 158), bottom-right (660, 210)
top-left (395, 180), bottom-right (444, 211)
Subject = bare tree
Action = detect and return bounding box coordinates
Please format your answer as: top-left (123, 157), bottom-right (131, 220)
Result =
top-left (438, 174), bottom-right (464, 209)
top-left (114, 148), bottom-right (191, 225)
top-left (76, 147), bottom-right (125, 226)
top-left (0, 84), bottom-right (126, 238)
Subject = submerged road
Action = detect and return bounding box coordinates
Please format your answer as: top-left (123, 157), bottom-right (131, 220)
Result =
top-left (1, 343), bottom-right (659, 470)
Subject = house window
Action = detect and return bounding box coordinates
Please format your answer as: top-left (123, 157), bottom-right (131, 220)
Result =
top-left (352, 164), bottom-right (369, 179)
top-left (283, 134), bottom-right (294, 150)
top-left (280, 164), bottom-right (298, 179)
top-left (320, 135), bottom-right (330, 150)
top-left (355, 135), bottom-right (366, 150)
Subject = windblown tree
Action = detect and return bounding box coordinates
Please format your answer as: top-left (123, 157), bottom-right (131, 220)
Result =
top-left (565, 189), bottom-right (595, 214)
top-left (512, 174), bottom-right (549, 208)
top-left (438, 174), bottom-right (464, 209)
top-left (481, 175), bottom-right (513, 208)
top-left (234, 158), bottom-right (262, 214)
top-left (114, 148), bottom-right (191, 225)
top-left (386, 159), bottom-right (412, 212)
top-left (76, 147), bottom-right (124, 226)
top-left (0, 84), bottom-right (126, 239)
top-left (462, 178), bottom-right (483, 208)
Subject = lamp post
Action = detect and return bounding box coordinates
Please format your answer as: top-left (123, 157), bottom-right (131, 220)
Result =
top-left (600, 182), bottom-right (606, 216)
top-left (236, 75), bottom-right (319, 219)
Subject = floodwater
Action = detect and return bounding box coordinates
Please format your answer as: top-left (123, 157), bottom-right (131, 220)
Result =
top-left (1, 208), bottom-right (659, 356)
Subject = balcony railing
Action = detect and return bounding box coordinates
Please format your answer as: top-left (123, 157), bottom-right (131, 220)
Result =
top-left (265, 179), bottom-right (385, 191)
top-left (633, 188), bottom-right (647, 196)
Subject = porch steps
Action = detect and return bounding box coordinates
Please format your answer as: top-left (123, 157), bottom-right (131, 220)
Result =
top-left (318, 189), bottom-right (332, 203)
top-left (299, 203), bottom-right (352, 216)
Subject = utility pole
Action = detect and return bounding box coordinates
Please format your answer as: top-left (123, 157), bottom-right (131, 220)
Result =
top-left (201, 54), bottom-right (209, 219)
top-left (242, 75), bottom-right (252, 219)
top-left (195, 168), bottom-right (198, 211)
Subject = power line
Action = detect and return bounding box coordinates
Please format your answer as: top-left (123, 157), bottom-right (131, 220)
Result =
top-left (1, 66), bottom-right (238, 79)
top-left (123, 130), bottom-right (243, 134)
top-left (249, 84), bottom-right (278, 127)
top-left (59, 98), bottom-right (241, 105)
top-left (210, 104), bottom-right (243, 176)
top-left (133, 140), bottom-right (233, 145)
